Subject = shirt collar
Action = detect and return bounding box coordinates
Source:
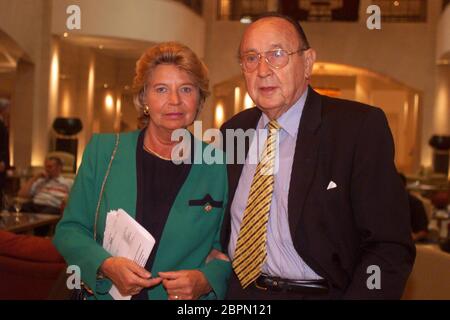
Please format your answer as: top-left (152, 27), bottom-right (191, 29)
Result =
top-left (261, 89), bottom-right (308, 138)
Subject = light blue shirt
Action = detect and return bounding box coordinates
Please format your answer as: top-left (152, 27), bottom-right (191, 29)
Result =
top-left (228, 90), bottom-right (322, 280)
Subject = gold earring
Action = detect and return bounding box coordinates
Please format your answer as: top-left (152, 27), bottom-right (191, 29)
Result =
top-left (143, 105), bottom-right (150, 116)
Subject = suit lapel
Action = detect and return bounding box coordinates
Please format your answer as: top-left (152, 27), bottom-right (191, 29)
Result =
top-left (288, 87), bottom-right (323, 239)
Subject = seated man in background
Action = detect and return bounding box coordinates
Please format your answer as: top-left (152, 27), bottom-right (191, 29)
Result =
top-left (399, 173), bottom-right (429, 242)
top-left (18, 156), bottom-right (73, 214)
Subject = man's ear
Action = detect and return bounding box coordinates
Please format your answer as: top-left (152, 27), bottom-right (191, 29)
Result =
top-left (304, 48), bottom-right (317, 78)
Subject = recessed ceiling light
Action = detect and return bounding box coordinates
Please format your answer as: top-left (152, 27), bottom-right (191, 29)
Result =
top-left (393, 1), bottom-right (400, 6)
top-left (63, 32), bottom-right (68, 38)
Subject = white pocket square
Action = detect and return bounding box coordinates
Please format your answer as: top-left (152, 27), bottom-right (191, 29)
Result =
top-left (327, 181), bottom-right (337, 190)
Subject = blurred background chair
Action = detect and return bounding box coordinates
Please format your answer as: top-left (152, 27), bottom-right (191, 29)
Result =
top-left (0, 230), bottom-right (66, 299)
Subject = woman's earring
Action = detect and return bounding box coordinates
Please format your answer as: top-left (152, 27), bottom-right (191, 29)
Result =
top-left (143, 105), bottom-right (150, 116)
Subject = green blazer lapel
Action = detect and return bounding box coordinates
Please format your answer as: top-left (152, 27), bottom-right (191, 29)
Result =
top-left (97, 131), bottom-right (140, 241)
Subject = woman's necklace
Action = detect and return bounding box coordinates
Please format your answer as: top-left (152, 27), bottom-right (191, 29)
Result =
top-left (143, 143), bottom-right (172, 161)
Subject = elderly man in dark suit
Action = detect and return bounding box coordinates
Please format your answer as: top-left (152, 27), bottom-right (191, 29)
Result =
top-left (220, 13), bottom-right (415, 299)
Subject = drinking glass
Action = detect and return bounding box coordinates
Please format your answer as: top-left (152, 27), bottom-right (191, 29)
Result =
top-left (13, 198), bottom-right (23, 219)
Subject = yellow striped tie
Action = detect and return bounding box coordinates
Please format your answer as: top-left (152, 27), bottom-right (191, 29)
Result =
top-left (232, 119), bottom-right (281, 288)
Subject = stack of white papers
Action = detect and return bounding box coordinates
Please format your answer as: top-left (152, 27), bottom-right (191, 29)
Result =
top-left (103, 209), bottom-right (155, 300)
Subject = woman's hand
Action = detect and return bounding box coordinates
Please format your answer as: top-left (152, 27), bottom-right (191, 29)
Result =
top-left (206, 248), bottom-right (229, 263)
top-left (159, 270), bottom-right (211, 300)
top-left (100, 257), bottom-right (162, 296)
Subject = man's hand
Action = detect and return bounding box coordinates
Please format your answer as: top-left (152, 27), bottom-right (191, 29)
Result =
top-left (17, 171), bottom-right (46, 198)
top-left (100, 257), bottom-right (162, 296)
top-left (159, 270), bottom-right (212, 300)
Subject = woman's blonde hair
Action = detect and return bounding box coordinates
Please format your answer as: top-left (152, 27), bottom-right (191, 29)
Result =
top-left (133, 42), bottom-right (210, 125)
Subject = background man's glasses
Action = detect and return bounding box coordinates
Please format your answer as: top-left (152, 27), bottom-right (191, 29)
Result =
top-left (240, 48), bottom-right (309, 73)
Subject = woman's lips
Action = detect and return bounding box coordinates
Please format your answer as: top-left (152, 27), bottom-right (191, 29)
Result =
top-left (165, 112), bottom-right (183, 119)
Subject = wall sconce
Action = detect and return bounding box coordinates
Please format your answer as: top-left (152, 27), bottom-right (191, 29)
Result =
top-left (105, 94), bottom-right (114, 111)
top-left (215, 103), bottom-right (225, 128)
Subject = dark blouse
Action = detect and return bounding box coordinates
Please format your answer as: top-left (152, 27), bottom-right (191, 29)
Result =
top-left (133, 129), bottom-right (191, 300)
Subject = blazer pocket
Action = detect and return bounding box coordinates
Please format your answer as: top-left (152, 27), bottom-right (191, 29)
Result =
top-left (188, 193), bottom-right (223, 208)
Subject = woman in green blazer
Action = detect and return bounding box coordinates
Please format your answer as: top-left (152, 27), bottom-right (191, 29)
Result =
top-left (53, 42), bottom-right (231, 300)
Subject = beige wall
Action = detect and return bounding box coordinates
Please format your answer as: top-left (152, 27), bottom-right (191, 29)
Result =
top-left (437, 4), bottom-right (450, 61)
top-left (57, 39), bottom-right (140, 163)
top-left (51, 0), bottom-right (206, 57)
top-left (0, 0), bottom-right (46, 62)
top-left (0, 0), bottom-right (53, 170)
top-left (0, 72), bottom-right (15, 96)
top-left (203, 0), bottom-right (447, 171)
top-left (57, 40), bottom-right (96, 163)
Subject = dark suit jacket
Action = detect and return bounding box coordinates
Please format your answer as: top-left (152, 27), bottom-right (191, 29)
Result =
top-left (408, 193), bottom-right (428, 233)
top-left (220, 87), bottom-right (415, 299)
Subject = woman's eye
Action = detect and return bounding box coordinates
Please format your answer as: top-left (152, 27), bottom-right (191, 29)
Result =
top-left (155, 87), bottom-right (167, 93)
top-left (180, 86), bottom-right (193, 93)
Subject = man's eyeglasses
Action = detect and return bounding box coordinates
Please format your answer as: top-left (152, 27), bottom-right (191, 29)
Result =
top-left (239, 48), bottom-right (309, 73)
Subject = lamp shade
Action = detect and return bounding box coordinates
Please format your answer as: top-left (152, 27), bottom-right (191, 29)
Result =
top-left (429, 135), bottom-right (450, 151)
top-left (52, 117), bottom-right (82, 136)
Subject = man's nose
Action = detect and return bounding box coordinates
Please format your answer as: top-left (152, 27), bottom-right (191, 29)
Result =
top-left (257, 57), bottom-right (272, 78)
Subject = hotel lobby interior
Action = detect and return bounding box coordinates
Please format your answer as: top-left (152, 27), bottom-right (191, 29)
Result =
top-left (0, 0), bottom-right (449, 300)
